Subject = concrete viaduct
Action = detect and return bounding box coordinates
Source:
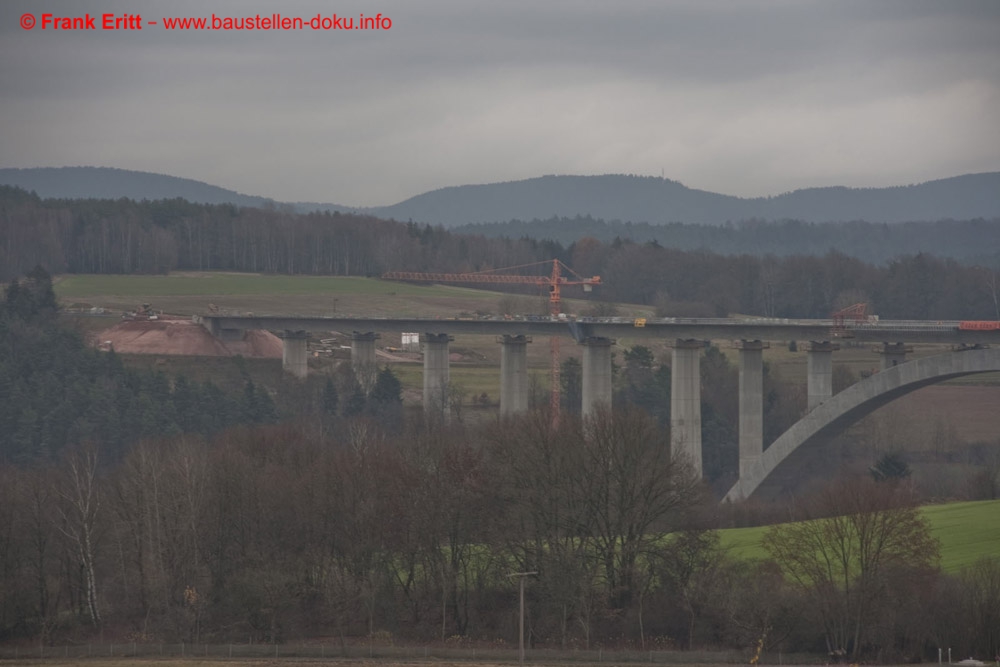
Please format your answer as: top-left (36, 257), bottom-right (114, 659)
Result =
top-left (724, 346), bottom-right (1000, 501)
top-left (195, 314), bottom-right (1000, 497)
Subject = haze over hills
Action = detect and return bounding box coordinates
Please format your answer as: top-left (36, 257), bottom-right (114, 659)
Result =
top-left (360, 173), bottom-right (1000, 226)
top-left (2, 166), bottom-right (999, 227)
top-left (0, 166), bottom-right (287, 210)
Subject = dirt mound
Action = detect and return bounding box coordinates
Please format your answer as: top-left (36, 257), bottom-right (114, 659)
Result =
top-left (95, 316), bottom-right (282, 358)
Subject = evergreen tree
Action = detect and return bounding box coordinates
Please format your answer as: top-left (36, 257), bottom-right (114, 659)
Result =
top-left (321, 377), bottom-right (339, 417)
top-left (560, 357), bottom-right (583, 413)
top-left (255, 386), bottom-right (278, 424)
top-left (3, 279), bottom-right (24, 316)
top-left (617, 345), bottom-right (670, 421)
top-left (4, 266), bottom-right (58, 320)
top-left (368, 366), bottom-right (404, 429)
top-left (201, 381), bottom-right (235, 432)
top-left (242, 380), bottom-right (260, 423)
top-left (25, 265), bottom-right (57, 313)
top-left (241, 379), bottom-right (278, 425)
top-left (344, 387), bottom-right (366, 417)
top-left (172, 374), bottom-right (198, 432)
top-left (870, 452), bottom-right (912, 482)
top-left (370, 367), bottom-right (402, 405)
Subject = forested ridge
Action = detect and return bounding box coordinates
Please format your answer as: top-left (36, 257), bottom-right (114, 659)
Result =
top-left (3, 186), bottom-right (1000, 321)
top-left (456, 215), bottom-right (1000, 266)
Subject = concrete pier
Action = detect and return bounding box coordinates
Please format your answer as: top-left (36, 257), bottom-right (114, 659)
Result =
top-left (581, 337), bottom-right (615, 417)
top-left (280, 330), bottom-right (309, 380)
top-left (499, 335), bottom-right (531, 416)
top-left (879, 342), bottom-right (911, 370)
top-left (422, 333), bottom-right (453, 418)
top-left (351, 331), bottom-right (380, 393)
top-left (736, 340), bottom-right (768, 480)
top-left (671, 339), bottom-right (704, 477)
top-left (806, 341), bottom-right (839, 410)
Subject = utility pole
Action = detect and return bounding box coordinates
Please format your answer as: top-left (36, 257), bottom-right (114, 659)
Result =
top-left (509, 572), bottom-right (538, 667)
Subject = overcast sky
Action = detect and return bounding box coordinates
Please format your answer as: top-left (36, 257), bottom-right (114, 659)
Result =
top-left (2, 0), bottom-right (998, 206)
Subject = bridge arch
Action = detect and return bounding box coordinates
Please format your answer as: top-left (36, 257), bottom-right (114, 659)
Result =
top-left (725, 348), bottom-right (1000, 501)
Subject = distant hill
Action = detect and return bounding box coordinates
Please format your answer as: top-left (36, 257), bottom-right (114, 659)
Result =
top-left (364, 173), bottom-right (1000, 226)
top-left (2, 166), bottom-right (999, 226)
top-left (362, 175), bottom-right (743, 225)
top-left (0, 166), bottom-right (283, 209)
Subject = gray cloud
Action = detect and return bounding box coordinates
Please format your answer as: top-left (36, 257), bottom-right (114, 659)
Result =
top-left (1, 0), bottom-right (998, 205)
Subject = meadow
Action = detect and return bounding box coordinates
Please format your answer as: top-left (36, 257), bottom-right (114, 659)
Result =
top-left (55, 273), bottom-right (514, 318)
top-left (720, 498), bottom-right (1000, 573)
top-left (56, 272), bottom-right (483, 298)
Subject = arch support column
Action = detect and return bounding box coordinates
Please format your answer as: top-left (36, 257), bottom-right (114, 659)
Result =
top-left (736, 340), bottom-right (768, 480)
top-left (671, 339), bottom-right (704, 477)
top-left (879, 342), bottom-right (912, 370)
top-left (807, 341), bottom-right (839, 411)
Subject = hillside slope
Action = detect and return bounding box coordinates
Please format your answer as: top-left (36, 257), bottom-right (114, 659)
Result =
top-left (3, 167), bottom-right (998, 226)
top-left (0, 166), bottom-right (281, 208)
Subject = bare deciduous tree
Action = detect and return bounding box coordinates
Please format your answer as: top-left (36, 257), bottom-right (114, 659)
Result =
top-left (959, 556), bottom-right (1000, 659)
top-left (764, 477), bottom-right (939, 660)
top-left (55, 445), bottom-right (103, 628)
top-left (582, 406), bottom-right (703, 610)
top-left (655, 530), bottom-right (726, 649)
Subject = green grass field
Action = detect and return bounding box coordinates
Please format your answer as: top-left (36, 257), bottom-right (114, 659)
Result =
top-left (394, 365), bottom-right (554, 406)
top-left (55, 273), bottom-right (521, 319)
top-left (54, 272), bottom-right (623, 321)
top-left (719, 498), bottom-right (1000, 573)
top-left (55, 273), bottom-right (489, 298)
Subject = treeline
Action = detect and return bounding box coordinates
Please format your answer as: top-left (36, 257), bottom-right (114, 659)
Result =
top-left (0, 270), bottom-right (412, 466)
top-left (0, 186), bottom-right (548, 281)
top-left (589, 241), bottom-right (1000, 320)
top-left (0, 269), bottom-right (280, 465)
top-left (456, 216), bottom-right (1000, 266)
top-left (2, 413), bottom-right (998, 661)
top-left (0, 271), bottom-right (615, 463)
top-left (3, 186), bottom-right (1000, 320)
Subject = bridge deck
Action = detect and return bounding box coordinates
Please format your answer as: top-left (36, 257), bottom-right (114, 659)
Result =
top-left (195, 314), bottom-right (999, 345)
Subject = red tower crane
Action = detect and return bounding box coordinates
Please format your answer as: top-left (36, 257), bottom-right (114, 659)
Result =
top-left (382, 259), bottom-right (602, 418)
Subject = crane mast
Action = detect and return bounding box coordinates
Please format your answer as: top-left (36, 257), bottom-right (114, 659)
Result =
top-left (382, 259), bottom-right (601, 421)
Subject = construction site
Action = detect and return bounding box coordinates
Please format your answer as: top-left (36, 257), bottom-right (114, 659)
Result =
top-left (94, 303), bottom-right (283, 359)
